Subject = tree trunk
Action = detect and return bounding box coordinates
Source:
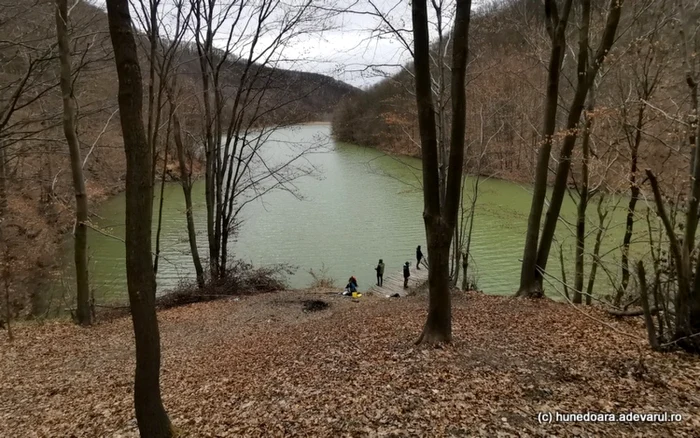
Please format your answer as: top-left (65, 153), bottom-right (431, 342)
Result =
top-left (637, 261), bottom-right (660, 351)
top-left (462, 179), bottom-right (478, 291)
top-left (574, 89), bottom-right (595, 304)
top-left (0, 146), bottom-right (11, 340)
top-left (518, 0), bottom-right (572, 297)
top-left (451, 229), bottom-right (460, 287)
top-left (461, 251), bottom-right (469, 291)
top-left (559, 242), bottom-right (569, 300)
top-left (2, 248), bottom-right (11, 340)
top-left (585, 195), bottom-right (608, 306)
top-left (618, 104), bottom-right (644, 306)
top-left (193, 7), bottom-right (219, 281)
top-left (153, 123), bottom-right (169, 276)
top-left (106, 0), bottom-right (173, 435)
top-left (647, 170), bottom-right (698, 352)
top-left (169, 91), bottom-right (205, 288)
top-left (412, 0), bottom-right (445, 343)
top-left (56, 0), bottom-right (91, 325)
top-left (530, 0), bottom-right (622, 291)
top-left (412, 0), bottom-right (471, 344)
top-left (418, 232), bottom-right (452, 344)
top-left (684, 80), bottom-right (700, 351)
top-left (573, 195), bottom-right (586, 304)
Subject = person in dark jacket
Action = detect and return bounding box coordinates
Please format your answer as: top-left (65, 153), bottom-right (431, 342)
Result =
top-left (343, 276), bottom-right (358, 296)
top-left (403, 262), bottom-right (410, 288)
top-left (375, 259), bottom-right (385, 287)
top-left (416, 246), bottom-right (424, 269)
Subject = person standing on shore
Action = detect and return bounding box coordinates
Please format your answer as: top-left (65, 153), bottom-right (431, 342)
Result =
top-left (403, 262), bottom-right (410, 288)
top-left (375, 259), bottom-right (385, 287)
top-left (416, 246), bottom-right (424, 269)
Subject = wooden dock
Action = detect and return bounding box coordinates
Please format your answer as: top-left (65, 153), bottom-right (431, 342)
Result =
top-left (367, 265), bottom-right (429, 297)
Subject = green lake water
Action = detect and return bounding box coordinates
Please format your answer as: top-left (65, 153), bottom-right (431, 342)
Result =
top-left (54, 124), bottom-right (648, 305)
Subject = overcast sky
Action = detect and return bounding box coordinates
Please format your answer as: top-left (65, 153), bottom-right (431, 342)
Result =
top-left (273, 1), bottom-right (492, 88)
top-left (268, 0), bottom-right (489, 88)
top-left (282, 1), bottom-right (418, 88)
top-left (96, 0), bottom-right (489, 88)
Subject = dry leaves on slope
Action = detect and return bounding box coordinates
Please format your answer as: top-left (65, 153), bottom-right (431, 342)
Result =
top-left (1, 290), bottom-right (699, 437)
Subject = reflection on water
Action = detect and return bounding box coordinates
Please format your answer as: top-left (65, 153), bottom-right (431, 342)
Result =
top-left (55, 124), bottom-right (644, 305)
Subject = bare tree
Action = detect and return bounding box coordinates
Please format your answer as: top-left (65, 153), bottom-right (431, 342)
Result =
top-left (167, 84), bottom-right (205, 287)
top-left (517, 0), bottom-right (574, 298)
top-left (105, 0), bottom-right (172, 435)
top-left (572, 87), bottom-right (596, 304)
top-left (55, 0), bottom-right (91, 325)
top-left (518, 0), bottom-right (624, 297)
top-left (614, 3), bottom-right (669, 306)
top-left (132, 0), bottom-right (193, 277)
top-left (642, 0), bottom-right (700, 353)
top-left (192, 0), bottom-right (329, 281)
top-left (0, 0), bottom-right (64, 327)
top-left (132, 0), bottom-right (204, 286)
top-left (412, 0), bottom-right (472, 344)
top-left (455, 102), bottom-right (498, 290)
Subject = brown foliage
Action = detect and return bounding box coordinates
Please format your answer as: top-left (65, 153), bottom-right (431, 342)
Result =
top-left (1, 292), bottom-right (699, 436)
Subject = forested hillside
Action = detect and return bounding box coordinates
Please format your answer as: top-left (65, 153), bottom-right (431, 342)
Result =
top-left (332, 0), bottom-right (688, 189)
top-left (0, 0), bottom-right (357, 316)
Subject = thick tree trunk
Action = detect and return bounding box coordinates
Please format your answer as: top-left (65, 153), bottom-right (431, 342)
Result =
top-left (530, 0), bottom-right (623, 291)
top-left (412, 0), bottom-right (471, 344)
top-left (412, 0), bottom-right (444, 343)
top-left (106, 0), bottom-right (173, 436)
top-left (417, 231), bottom-right (452, 344)
top-left (518, 0), bottom-right (572, 297)
top-left (56, 0), bottom-right (91, 325)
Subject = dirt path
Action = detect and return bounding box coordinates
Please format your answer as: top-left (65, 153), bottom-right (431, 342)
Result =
top-left (1, 290), bottom-right (699, 437)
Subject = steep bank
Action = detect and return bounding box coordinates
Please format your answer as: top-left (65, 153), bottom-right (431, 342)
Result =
top-left (1, 290), bottom-right (698, 436)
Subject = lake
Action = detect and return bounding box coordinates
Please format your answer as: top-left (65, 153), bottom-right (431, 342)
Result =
top-left (53, 123), bottom-right (646, 306)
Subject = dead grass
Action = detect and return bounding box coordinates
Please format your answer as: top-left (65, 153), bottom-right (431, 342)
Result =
top-left (1, 290), bottom-right (699, 437)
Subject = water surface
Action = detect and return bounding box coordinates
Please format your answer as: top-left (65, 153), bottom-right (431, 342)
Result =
top-left (56, 124), bottom-right (646, 304)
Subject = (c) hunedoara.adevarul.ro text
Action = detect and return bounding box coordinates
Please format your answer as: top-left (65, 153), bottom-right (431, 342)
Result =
top-left (537, 411), bottom-right (683, 424)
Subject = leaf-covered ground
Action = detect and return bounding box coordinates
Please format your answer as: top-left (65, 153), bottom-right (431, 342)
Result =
top-left (1, 290), bottom-right (699, 437)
